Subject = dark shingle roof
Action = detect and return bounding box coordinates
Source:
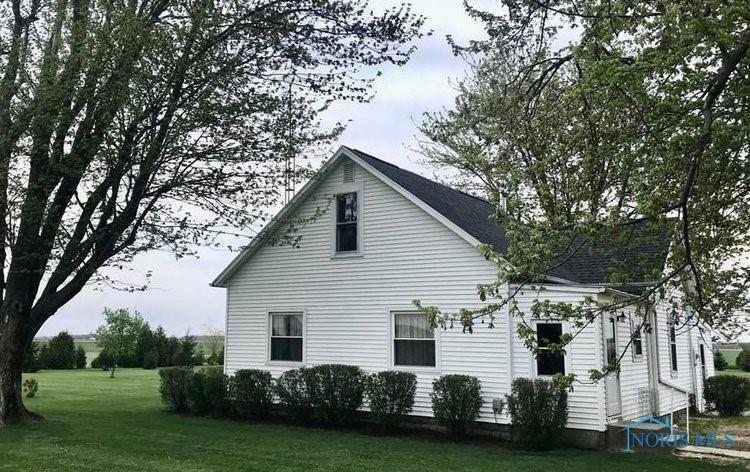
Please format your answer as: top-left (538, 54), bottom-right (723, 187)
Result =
top-left (348, 147), bottom-right (672, 286)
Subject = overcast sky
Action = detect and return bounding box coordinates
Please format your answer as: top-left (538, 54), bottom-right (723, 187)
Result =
top-left (40, 1), bottom-right (494, 336)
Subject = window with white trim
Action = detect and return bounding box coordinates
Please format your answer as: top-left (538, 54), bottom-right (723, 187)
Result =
top-left (669, 325), bottom-right (678, 372)
top-left (393, 312), bottom-right (435, 367)
top-left (335, 192), bottom-right (358, 252)
top-left (631, 317), bottom-right (643, 360)
top-left (269, 312), bottom-right (303, 362)
top-left (536, 322), bottom-right (565, 375)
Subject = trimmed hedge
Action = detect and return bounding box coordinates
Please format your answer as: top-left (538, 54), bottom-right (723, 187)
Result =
top-left (234, 369), bottom-right (274, 419)
top-left (186, 367), bottom-right (229, 417)
top-left (159, 367), bottom-right (192, 413)
top-left (366, 371), bottom-right (417, 430)
top-left (275, 368), bottom-right (315, 423)
top-left (431, 374), bottom-right (482, 439)
top-left (704, 375), bottom-right (750, 416)
top-left (307, 364), bottom-right (366, 425)
top-left (506, 377), bottom-right (569, 450)
top-left (274, 365), bottom-right (366, 425)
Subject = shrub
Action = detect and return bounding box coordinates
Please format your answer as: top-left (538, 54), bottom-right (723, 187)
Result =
top-left (713, 351), bottom-right (728, 371)
top-left (275, 368), bottom-right (315, 423)
top-left (365, 371), bottom-right (417, 430)
top-left (91, 350), bottom-right (114, 370)
top-left (193, 350), bottom-right (206, 367)
top-left (233, 369), bottom-right (274, 420)
top-left (185, 367), bottom-right (229, 416)
top-left (75, 346), bottom-right (87, 368)
top-left (143, 349), bottom-right (158, 369)
top-left (704, 375), bottom-right (750, 416)
top-left (186, 370), bottom-right (210, 415)
top-left (44, 331), bottom-right (77, 369)
top-left (740, 349), bottom-right (750, 372)
top-left (23, 378), bottom-right (38, 398)
top-left (307, 364), bottom-right (366, 425)
top-left (506, 377), bottom-right (569, 450)
top-left (736, 350), bottom-right (748, 371)
top-left (159, 367), bottom-right (192, 413)
top-left (431, 374), bottom-right (482, 439)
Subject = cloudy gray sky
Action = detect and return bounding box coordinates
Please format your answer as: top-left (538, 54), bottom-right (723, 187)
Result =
top-left (40, 1), bottom-right (494, 336)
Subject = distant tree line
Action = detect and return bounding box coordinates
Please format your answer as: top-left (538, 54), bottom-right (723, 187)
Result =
top-left (92, 328), bottom-right (222, 370)
top-left (21, 311), bottom-right (224, 373)
top-left (23, 332), bottom-right (87, 372)
top-left (91, 308), bottom-right (223, 371)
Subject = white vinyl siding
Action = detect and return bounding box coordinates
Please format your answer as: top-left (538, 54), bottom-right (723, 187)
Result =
top-left (224, 158), bottom-right (506, 421)
top-left (509, 285), bottom-right (606, 431)
top-left (653, 293), bottom-right (694, 415)
top-left (220, 153), bottom-right (710, 431)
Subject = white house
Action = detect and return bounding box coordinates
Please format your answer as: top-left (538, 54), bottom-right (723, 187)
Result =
top-left (211, 146), bottom-right (714, 448)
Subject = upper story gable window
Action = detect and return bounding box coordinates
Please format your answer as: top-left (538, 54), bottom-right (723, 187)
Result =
top-left (335, 192), bottom-right (358, 252)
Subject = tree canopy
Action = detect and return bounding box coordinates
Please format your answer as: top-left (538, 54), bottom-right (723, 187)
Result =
top-left (95, 307), bottom-right (147, 377)
top-left (0, 0), bottom-right (425, 424)
top-left (418, 0), bottom-right (749, 379)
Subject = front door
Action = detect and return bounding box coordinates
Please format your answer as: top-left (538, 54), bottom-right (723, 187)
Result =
top-left (604, 316), bottom-right (622, 417)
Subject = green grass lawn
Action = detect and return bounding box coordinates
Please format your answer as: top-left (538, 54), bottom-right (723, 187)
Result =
top-left (0, 370), bottom-right (743, 471)
top-left (718, 349), bottom-right (750, 378)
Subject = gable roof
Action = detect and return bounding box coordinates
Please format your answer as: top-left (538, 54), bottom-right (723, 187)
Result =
top-left (212, 146), bottom-right (672, 288)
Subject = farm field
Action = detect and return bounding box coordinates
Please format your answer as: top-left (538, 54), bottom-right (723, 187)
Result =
top-left (0, 369), bottom-right (744, 471)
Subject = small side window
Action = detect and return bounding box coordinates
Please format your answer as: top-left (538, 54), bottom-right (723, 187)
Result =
top-left (669, 325), bottom-right (678, 372)
top-left (536, 323), bottom-right (565, 376)
top-left (631, 317), bottom-right (643, 360)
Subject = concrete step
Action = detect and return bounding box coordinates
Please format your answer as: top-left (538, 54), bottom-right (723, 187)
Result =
top-left (675, 445), bottom-right (750, 464)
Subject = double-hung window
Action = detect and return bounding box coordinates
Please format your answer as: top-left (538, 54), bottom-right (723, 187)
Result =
top-left (631, 317), bottom-right (643, 360)
top-left (669, 325), bottom-right (678, 372)
top-left (393, 312), bottom-right (435, 367)
top-left (536, 322), bottom-right (565, 376)
top-left (270, 312), bottom-right (303, 362)
top-left (335, 192), bottom-right (358, 252)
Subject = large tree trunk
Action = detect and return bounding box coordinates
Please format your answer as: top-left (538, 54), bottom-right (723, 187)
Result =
top-left (0, 305), bottom-right (40, 426)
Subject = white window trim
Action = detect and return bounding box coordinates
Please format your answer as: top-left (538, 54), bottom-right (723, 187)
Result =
top-left (330, 181), bottom-right (364, 259)
top-left (388, 308), bottom-right (440, 373)
top-left (265, 309), bottom-right (307, 366)
top-left (530, 319), bottom-right (571, 378)
top-left (630, 315), bottom-right (644, 362)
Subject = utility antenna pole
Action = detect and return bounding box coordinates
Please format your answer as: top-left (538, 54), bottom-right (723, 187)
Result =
top-left (284, 81), bottom-right (296, 205)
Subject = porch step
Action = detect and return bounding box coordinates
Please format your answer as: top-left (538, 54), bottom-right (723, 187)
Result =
top-left (606, 420), bottom-right (671, 452)
top-left (674, 445), bottom-right (750, 463)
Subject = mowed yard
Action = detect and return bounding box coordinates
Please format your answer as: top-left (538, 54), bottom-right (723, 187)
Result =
top-left (0, 370), bottom-right (745, 472)
top-left (720, 349), bottom-right (750, 379)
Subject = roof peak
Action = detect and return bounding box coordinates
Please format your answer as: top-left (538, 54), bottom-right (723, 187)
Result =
top-left (343, 146), bottom-right (492, 206)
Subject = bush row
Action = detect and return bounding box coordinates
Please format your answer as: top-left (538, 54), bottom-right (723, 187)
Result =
top-left (160, 365), bottom-right (418, 428)
top-left (159, 364), bottom-right (569, 448)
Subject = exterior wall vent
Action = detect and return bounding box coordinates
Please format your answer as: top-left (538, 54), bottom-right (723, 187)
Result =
top-left (343, 161), bottom-right (355, 183)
